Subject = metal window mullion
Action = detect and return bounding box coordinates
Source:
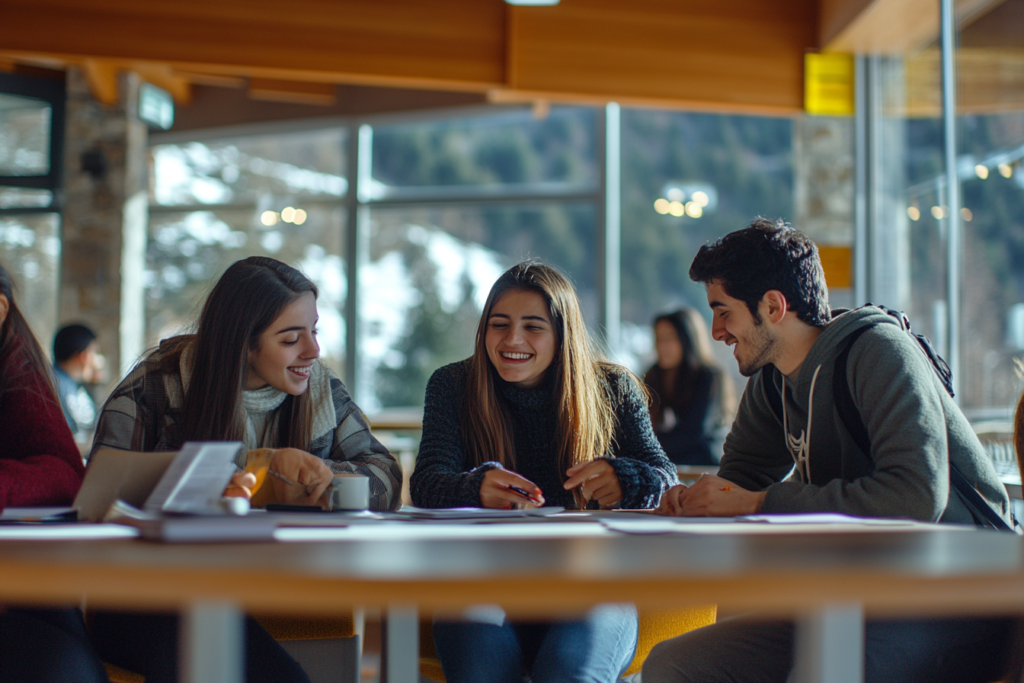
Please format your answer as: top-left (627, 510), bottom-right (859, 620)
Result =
top-left (344, 123), bottom-right (361, 395)
top-left (853, 55), bottom-right (869, 307)
top-left (604, 103), bottom-right (621, 358)
top-left (595, 103), bottom-right (622, 357)
top-left (940, 0), bottom-right (962, 400)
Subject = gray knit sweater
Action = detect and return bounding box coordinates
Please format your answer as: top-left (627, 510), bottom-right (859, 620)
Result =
top-left (410, 360), bottom-right (678, 509)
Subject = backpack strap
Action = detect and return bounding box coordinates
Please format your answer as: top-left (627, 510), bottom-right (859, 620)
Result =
top-left (949, 463), bottom-right (1014, 531)
top-left (832, 325), bottom-right (873, 455)
top-left (834, 324), bottom-right (1014, 532)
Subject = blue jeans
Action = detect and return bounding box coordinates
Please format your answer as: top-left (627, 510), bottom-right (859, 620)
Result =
top-left (433, 604), bottom-right (638, 683)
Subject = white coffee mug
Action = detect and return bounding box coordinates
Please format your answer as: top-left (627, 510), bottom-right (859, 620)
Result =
top-left (331, 474), bottom-right (370, 511)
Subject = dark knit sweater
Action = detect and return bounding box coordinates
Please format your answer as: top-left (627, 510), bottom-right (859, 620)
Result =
top-left (0, 346), bottom-right (85, 510)
top-left (411, 360), bottom-right (678, 509)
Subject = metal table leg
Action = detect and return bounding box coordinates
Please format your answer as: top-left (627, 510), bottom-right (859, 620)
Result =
top-left (790, 603), bottom-right (864, 683)
top-left (381, 604), bottom-right (419, 683)
top-left (181, 601), bottom-right (243, 683)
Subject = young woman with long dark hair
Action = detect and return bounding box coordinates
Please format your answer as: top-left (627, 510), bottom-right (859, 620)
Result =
top-left (411, 261), bottom-right (677, 683)
top-left (0, 262), bottom-right (109, 683)
top-left (643, 308), bottom-right (735, 465)
top-left (89, 256), bottom-right (402, 683)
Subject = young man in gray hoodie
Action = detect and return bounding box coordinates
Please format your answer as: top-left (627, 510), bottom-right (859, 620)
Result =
top-left (643, 219), bottom-right (1014, 683)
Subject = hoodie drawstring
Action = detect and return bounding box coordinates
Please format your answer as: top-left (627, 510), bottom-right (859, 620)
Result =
top-left (782, 364), bottom-right (822, 484)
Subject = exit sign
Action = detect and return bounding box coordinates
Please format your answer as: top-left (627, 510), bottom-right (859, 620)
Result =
top-left (139, 82), bottom-right (174, 130)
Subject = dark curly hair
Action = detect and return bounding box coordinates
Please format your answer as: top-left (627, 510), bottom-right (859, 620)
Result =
top-left (688, 217), bottom-right (830, 327)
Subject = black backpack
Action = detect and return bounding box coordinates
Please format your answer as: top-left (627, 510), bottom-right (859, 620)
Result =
top-left (763, 304), bottom-right (1016, 532)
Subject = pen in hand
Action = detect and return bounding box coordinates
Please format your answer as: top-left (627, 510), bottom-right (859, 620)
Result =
top-left (506, 484), bottom-right (544, 506)
top-left (268, 468), bottom-right (321, 497)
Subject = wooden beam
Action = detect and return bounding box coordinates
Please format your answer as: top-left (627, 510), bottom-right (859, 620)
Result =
top-left (821, 0), bottom-right (1006, 54)
top-left (0, 0), bottom-right (828, 113)
top-left (248, 78), bottom-right (336, 106)
top-left (131, 62), bottom-right (192, 104)
top-left (905, 47), bottom-right (1024, 117)
top-left (81, 58), bottom-right (120, 106)
top-left (0, 0), bottom-right (507, 91)
top-left (505, 0), bottom-right (818, 114)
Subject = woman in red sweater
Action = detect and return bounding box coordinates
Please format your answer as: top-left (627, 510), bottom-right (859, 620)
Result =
top-left (0, 262), bottom-right (109, 683)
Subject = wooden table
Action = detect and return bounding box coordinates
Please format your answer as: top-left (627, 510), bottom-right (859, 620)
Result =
top-left (1, 523), bottom-right (1022, 683)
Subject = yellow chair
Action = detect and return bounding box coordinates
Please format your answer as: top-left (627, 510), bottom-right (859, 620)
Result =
top-left (419, 605), bottom-right (718, 681)
top-left (104, 663), bottom-right (143, 683)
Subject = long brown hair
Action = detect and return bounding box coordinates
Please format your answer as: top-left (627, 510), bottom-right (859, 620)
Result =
top-left (0, 261), bottom-right (58, 404)
top-left (648, 307), bottom-right (736, 421)
top-left (178, 256), bottom-right (319, 449)
top-left (461, 262), bottom-right (618, 508)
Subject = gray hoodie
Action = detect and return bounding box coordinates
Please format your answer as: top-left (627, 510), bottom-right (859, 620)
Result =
top-left (719, 306), bottom-right (1012, 525)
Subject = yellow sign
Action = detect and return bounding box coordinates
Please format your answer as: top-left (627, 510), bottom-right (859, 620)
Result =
top-left (805, 53), bottom-right (855, 116)
top-left (817, 245), bottom-right (853, 289)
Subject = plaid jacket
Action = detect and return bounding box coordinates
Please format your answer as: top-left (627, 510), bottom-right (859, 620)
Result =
top-left (90, 337), bottom-right (402, 511)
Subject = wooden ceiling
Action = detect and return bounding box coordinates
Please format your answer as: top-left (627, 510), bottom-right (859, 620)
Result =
top-left (0, 0), bottom-right (1019, 120)
top-left (0, 0), bottom-right (818, 116)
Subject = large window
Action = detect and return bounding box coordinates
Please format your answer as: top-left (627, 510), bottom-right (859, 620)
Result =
top-left (360, 203), bottom-right (597, 410)
top-left (147, 98), bottom-right (815, 414)
top-left (0, 72), bottom-right (64, 350)
top-left (357, 107), bottom-right (599, 410)
top-left (619, 110), bottom-right (794, 373)
top-left (147, 104), bottom-right (804, 411)
top-left (956, 0), bottom-right (1024, 418)
top-left (148, 127), bottom-right (348, 374)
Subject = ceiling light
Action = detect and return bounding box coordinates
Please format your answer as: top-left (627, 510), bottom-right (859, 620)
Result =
top-left (260, 211), bottom-right (279, 226)
top-left (975, 164), bottom-right (989, 179)
top-left (999, 163), bottom-right (1013, 178)
top-left (931, 206), bottom-right (945, 219)
top-left (961, 207), bottom-right (973, 222)
top-left (281, 206), bottom-right (297, 223)
top-left (293, 209), bottom-right (307, 225)
top-left (907, 206), bottom-right (920, 221)
top-left (668, 201), bottom-right (685, 217)
top-left (685, 202), bottom-right (703, 218)
top-left (654, 198), bottom-right (670, 215)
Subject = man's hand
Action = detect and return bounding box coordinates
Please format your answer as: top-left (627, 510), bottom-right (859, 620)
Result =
top-left (655, 474), bottom-right (766, 517)
top-left (563, 459), bottom-right (622, 509)
top-left (480, 467), bottom-right (545, 509)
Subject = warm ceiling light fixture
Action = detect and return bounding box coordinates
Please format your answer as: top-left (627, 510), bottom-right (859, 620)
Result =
top-left (505, 0), bottom-right (560, 5)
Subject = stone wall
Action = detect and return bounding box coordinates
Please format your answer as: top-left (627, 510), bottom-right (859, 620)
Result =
top-left (61, 67), bottom-right (148, 383)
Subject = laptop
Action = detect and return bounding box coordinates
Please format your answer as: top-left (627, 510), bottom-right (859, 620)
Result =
top-left (73, 449), bottom-right (177, 522)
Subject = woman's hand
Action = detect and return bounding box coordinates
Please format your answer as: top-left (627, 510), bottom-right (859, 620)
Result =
top-left (480, 467), bottom-right (545, 509)
top-left (563, 459), bottom-right (622, 509)
top-left (222, 472), bottom-right (257, 500)
top-left (270, 447), bottom-right (335, 510)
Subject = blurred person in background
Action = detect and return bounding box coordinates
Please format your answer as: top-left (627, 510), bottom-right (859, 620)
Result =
top-left (53, 323), bottom-right (103, 443)
top-left (643, 308), bottom-right (735, 465)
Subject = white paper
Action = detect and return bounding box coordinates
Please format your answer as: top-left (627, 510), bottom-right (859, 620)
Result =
top-left (395, 506), bottom-right (565, 520)
top-left (0, 507), bottom-right (76, 521)
top-left (144, 442), bottom-right (241, 515)
top-left (739, 513), bottom-right (918, 526)
top-left (0, 525), bottom-right (139, 540)
top-left (276, 522), bottom-right (610, 543)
